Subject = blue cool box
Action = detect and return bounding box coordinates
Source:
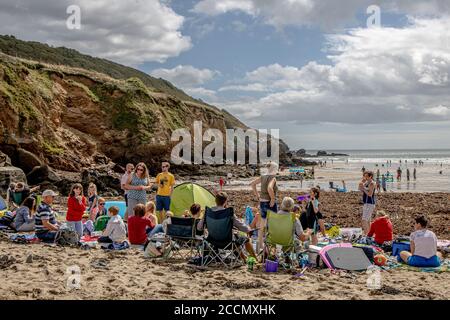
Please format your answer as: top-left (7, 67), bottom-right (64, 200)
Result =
top-left (392, 241), bottom-right (411, 258)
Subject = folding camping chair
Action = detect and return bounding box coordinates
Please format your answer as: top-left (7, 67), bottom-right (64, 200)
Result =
top-left (165, 217), bottom-right (203, 260)
top-left (263, 210), bottom-right (298, 269)
top-left (199, 207), bottom-right (244, 268)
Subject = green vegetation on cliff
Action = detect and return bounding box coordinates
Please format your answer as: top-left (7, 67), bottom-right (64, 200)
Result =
top-left (0, 35), bottom-right (195, 103)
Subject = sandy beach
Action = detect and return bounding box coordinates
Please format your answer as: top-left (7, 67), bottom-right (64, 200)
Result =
top-left (0, 190), bottom-right (449, 300)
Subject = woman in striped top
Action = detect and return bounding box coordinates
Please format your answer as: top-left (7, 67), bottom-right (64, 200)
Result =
top-left (124, 162), bottom-right (153, 222)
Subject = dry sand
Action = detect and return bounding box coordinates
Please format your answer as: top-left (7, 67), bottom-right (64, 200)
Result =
top-left (0, 190), bottom-right (449, 300)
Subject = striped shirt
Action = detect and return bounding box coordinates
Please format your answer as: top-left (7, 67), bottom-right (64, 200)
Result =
top-left (35, 202), bottom-right (56, 234)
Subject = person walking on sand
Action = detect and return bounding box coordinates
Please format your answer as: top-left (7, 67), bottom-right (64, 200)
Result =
top-left (359, 171), bottom-right (376, 235)
top-left (299, 173), bottom-right (304, 188)
top-left (397, 167), bottom-right (402, 181)
top-left (381, 174), bottom-right (387, 192)
top-left (406, 168), bottom-right (410, 181)
top-left (124, 163), bottom-right (152, 222)
top-left (251, 161), bottom-right (279, 222)
top-left (155, 161), bottom-right (176, 224)
top-left (219, 177), bottom-right (225, 191)
top-left (413, 168), bottom-right (417, 180)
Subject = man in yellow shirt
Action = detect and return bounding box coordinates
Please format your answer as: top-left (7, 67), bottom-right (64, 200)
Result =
top-left (155, 161), bottom-right (175, 223)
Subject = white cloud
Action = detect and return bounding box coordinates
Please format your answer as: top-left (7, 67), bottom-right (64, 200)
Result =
top-left (218, 17), bottom-right (450, 124)
top-left (0, 0), bottom-right (192, 66)
top-left (193, 0), bottom-right (450, 29)
top-left (423, 105), bottom-right (450, 116)
top-left (150, 65), bottom-right (219, 102)
top-left (150, 65), bottom-right (219, 88)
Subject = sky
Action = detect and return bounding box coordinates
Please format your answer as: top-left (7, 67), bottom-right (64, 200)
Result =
top-left (1, 0), bottom-right (450, 150)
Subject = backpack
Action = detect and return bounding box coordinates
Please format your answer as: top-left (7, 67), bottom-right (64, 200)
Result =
top-left (0, 211), bottom-right (16, 228)
top-left (55, 228), bottom-right (80, 246)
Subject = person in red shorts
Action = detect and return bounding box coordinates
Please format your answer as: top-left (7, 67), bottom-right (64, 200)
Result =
top-left (128, 204), bottom-right (155, 245)
top-left (367, 210), bottom-right (393, 245)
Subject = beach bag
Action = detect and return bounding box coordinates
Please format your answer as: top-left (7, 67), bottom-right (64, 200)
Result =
top-left (94, 216), bottom-right (110, 232)
top-left (55, 228), bottom-right (80, 246)
top-left (0, 211), bottom-right (16, 227)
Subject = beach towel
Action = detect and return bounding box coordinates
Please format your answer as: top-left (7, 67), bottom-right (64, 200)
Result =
top-left (385, 259), bottom-right (450, 273)
top-left (9, 233), bottom-right (40, 244)
top-left (102, 241), bottom-right (130, 251)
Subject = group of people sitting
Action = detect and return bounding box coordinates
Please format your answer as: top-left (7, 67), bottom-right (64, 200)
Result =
top-left (1, 160), bottom-right (443, 269)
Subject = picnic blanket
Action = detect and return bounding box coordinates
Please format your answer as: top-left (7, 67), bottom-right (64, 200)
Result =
top-left (382, 259), bottom-right (450, 273)
top-left (9, 233), bottom-right (40, 244)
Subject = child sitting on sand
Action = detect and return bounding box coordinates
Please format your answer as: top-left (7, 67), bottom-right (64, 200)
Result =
top-left (98, 206), bottom-right (127, 244)
top-left (367, 210), bottom-right (393, 245)
top-left (128, 204), bottom-right (155, 245)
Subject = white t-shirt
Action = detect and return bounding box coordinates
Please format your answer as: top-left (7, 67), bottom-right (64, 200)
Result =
top-left (121, 173), bottom-right (130, 194)
top-left (410, 229), bottom-right (437, 259)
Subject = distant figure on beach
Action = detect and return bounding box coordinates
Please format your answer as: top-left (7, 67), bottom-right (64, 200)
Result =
top-left (311, 166), bottom-right (315, 177)
top-left (299, 173), bottom-right (304, 188)
top-left (397, 167), bottom-right (402, 181)
top-left (359, 171), bottom-right (376, 235)
top-left (381, 175), bottom-right (387, 192)
top-left (406, 168), bottom-right (410, 181)
top-left (439, 170), bottom-right (443, 175)
top-left (413, 168), bottom-right (417, 180)
top-left (400, 216), bottom-right (441, 268)
top-left (227, 172), bottom-right (233, 184)
top-left (376, 169), bottom-right (380, 181)
top-left (219, 177), bottom-right (225, 191)
top-left (362, 166), bottom-right (366, 173)
top-left (251, 161), bottom-right (278, 221)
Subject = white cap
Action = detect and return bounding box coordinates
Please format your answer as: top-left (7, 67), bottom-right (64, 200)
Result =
top-left (42, 189), bottom-right (58, 197)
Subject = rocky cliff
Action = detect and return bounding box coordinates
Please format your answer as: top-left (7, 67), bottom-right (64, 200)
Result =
top-left (0, 37), bottom-right (294, 194)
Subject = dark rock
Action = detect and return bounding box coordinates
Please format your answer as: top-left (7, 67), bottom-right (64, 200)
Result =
top-left (0, 151), bottom-right (11, 167)
top-left (27, 165), bottom-right (61, 185)
top-left (16, 148), bottom-right (43, 174)
top-left (0, 166), bottom-right (27, 195)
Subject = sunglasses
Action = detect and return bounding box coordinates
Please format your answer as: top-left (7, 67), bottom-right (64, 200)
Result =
top-left (99, 203), bottom-right (105, 206)
top-left (136, 168), bottom-right (144, 171)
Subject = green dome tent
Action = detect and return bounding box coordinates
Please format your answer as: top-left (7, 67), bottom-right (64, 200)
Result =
top-left (169, 182), bottom-right (216, 217)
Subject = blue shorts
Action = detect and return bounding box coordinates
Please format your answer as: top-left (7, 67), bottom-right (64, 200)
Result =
top-left (260, 202), bottom-right (277, 219)
top-left (156, 195), bottom-right (171, 211)
top-left (407, 255), bottom-right (440, 268)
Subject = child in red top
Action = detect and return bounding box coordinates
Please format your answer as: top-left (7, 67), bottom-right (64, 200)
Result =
top-left (128, 204), bottom-right (155, 245)
top-left (66, 183), bottom-right (87, 238)
top-left (367, 211), bottom-right (393, 245)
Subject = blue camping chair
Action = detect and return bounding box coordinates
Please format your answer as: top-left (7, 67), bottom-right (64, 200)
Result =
top-left (165, 217), bottom-right (202, 260)
top-left (200, 207), bottom-right (244, 268)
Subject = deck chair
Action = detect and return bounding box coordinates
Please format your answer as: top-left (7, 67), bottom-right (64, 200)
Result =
top-left (165, 217), bottom-right (202, 260)
top-left (263, 210), bottom-right (298, 269)
top-left (199, 207), bottom-right (244, 268)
